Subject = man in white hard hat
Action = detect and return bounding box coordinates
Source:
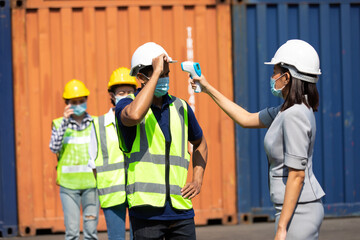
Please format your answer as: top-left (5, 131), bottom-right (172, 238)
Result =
top-left (115, 42), bottom-right (208, 239)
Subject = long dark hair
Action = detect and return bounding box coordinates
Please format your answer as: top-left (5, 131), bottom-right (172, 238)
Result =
top-left (280, 66), bottom-right (319, 112)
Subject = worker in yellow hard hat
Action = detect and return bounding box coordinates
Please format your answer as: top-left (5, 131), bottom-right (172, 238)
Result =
top-left (49, 79), bottom-right (99, 240)
top-left (107, 67), bottom-right (138, 106)
top-left (88, 67), bottom-right (137, 240)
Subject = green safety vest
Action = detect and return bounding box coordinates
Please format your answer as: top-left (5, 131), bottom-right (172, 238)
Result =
top-left (93, 114), bottom-right (126, 208)
top-left (118, 94), bottom-right (192, 210)
top-left (53, 117), bottom-right (96, 190)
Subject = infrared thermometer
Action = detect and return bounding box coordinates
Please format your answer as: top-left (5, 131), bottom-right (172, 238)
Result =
top-left (181, 61), bottom-right (202, 93)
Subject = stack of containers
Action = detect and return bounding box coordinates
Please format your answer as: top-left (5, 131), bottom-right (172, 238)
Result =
top-left (232, 0), bottom-right (360, 222)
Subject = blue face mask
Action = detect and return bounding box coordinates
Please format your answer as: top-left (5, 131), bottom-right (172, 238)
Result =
top-left (154, 77), bottom-right (169, 97)
top-left (270, 73), bottom-right (285, 98)
top-left (115, 95), bottom-right (127, 105)
top-left (71, 102), bottom-right (87, 116)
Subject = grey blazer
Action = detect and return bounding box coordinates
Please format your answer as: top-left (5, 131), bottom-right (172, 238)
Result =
top-left (260, 103), bottom-right (325, 204)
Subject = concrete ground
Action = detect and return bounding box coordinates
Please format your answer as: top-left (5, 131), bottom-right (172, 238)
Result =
top-left (9, 217), bottom-right (360, 240)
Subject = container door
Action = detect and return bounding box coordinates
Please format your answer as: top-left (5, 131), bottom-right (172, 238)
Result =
top-left (12, 0), bottom-right (237, 235)
top-left (233, 0), bottom-right (360, 222)
top-left (0, 0), bottom-right (18, 237)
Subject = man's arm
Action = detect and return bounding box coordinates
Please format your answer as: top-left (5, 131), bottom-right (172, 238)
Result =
top-left (181, 135), bottom-right (208, 199)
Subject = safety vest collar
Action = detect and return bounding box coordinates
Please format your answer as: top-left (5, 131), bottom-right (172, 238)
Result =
top-left (103, 108), bottom-right (116, 127)
top-left (67, 113), bottom-right (93, 127)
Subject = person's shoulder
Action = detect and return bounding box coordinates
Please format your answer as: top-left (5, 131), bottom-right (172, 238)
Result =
top-left (169, 94), bottom-right (188, 105)
top-left (103, 108), bottom-right (113, 117)
top-left (89, 115), bottom-right (97, 120)
top-left (53, 116), bottom-right (63, 121)
top-left (84, 113), bottom-right (96, 121)
top-left (169, 94), bottom-right (181, 99)
top-left (282, 104), bottom-right (311, 122)
top-left (52, 117), bottom-right (64, 125)
top-left (92, 114), bottom-right (103, 124)
top-left (284, 103), bottom-right (311, 114)
top-left (173, 96), bottom-right (194, 114)
top-left (116, 96), bottom-right (133, 112)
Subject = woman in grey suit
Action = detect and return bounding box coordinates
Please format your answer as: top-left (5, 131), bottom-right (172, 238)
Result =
top-left (191, 39), bottom-right (325, 240)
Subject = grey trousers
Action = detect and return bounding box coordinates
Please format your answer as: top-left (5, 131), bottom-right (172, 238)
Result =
top-left (275, 199), bottom-right (324, 240)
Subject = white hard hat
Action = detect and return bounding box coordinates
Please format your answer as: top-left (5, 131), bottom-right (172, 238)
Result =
top-left (130, 42), bottom-right (173, 76)
top-left (265, 39), bottom-right (321, 83)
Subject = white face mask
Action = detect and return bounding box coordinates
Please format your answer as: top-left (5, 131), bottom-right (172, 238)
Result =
top-left (115, 95), bottom-right (127, 105)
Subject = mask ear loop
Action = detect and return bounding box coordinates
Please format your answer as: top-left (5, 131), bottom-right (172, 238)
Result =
top-left (273, 73), bottom-right (286, 91)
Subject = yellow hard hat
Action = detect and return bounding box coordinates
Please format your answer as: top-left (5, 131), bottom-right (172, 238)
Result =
top-left (63, 79), bottom-right (90, 99)
top-left (108, 67), bottom-right (138, 89)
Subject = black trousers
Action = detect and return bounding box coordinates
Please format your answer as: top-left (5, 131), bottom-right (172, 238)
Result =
top-left (130, 216), bottom-right (196, 240)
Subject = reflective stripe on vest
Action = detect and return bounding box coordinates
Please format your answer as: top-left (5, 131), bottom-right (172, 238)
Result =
top-left (53, 117), bottom-right (96, 190)
top-left (63, 136), bottom-right (90, 144)
top-left (62, 165), bottom-right (92, 173)
top-left (126, 96), bottom-right (192, 210)
top-left (126, 182), bottom-right (184, 195)
top-left (94, 115), bottom-right (126, 208)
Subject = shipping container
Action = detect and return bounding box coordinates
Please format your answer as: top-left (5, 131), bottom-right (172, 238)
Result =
top-left (11, 0), bottom-right (236, 236)
top-left (0, 0), bottom-right (19, 237)
top-left (232, 0), bottom-right (360, 222)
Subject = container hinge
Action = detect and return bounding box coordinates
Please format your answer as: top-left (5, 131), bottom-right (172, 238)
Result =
top-left (11, 0), bottom-right (26, 9)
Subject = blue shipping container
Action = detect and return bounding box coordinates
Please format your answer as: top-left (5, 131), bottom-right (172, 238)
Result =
top-left (232, 0), bottom-right (360, 221)
top-left (0, 0), bottom-right (19, 237)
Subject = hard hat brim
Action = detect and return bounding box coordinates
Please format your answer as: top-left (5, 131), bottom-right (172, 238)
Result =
top-left (265, 60), bottom-right (322, 76)
top-left (129, 66), bottom-right (140, 77)
top-left (264, 58), bottom-right (280, 65)
top-left (63, 91), bottom-right (90, 99)
top-left (130, 58), bottom-right (177, 77)
top-left (108, 81), bottom-right (137, 89)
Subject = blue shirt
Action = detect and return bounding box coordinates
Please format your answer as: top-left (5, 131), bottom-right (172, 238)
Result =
top-left (115, 89), bottom-right (203, 220)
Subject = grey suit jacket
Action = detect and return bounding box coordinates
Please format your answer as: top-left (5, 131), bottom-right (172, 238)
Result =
top-left (260, 103), bottom-right (325, 204)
